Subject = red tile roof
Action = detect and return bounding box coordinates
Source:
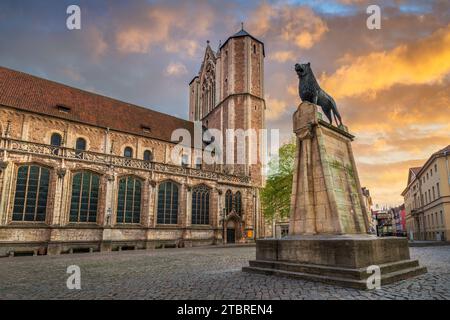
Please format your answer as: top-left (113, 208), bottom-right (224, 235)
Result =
top-left (0, 66), bottom-right (193, 143)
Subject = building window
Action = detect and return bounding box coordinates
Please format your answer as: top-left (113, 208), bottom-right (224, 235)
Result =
top-left (437, 183), bottom-right (440, 198)
top-left (124, 147), bottom-right (133, 158)
top-left (116, 176), bottom-right (141, 224)
top-left (181, 154), bottom-right (189, 167)
top-left (234, 191), bottom-right (242, 215)
top-left (50, 133), bottom-right (62, 155)
top-left (75, 138), bottom-right (86, 151)
top-left (441, 211), bottom-right (444, 226)
top-left (432, 186), bottom-right (435, 200)
top-left (12, 165), bottom-right (50, 222)
top-left (195, 158), bottom-right (202, 169)
top-left (157, 181), bottom-right (179, 224)
top-left (225, 189), bottom-right (233, 214)
top-left (69, 171), bottom-right (100, 223)
top-left (143, 150), bottom-right (153, 162)
top-left (50, 133), bottom-right (62, 147)
top-left (191, 185), bottom-right (210, 225)
top-left (435, 164), bottom-right (438, 173)
top-left (253, 44), bottom-right (256, 54)
top-left (75, 138), bottom-right (86, 158)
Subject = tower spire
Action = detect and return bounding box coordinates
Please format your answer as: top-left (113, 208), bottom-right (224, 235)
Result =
top-left (241, 22), bottom-right (244, 31)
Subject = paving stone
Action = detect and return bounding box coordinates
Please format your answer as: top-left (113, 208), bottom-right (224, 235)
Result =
top-left (0, 246), bottom-right (449, 300)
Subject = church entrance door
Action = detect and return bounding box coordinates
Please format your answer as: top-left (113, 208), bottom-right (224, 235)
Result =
top-left (226, 219), bottom-right (236, 244)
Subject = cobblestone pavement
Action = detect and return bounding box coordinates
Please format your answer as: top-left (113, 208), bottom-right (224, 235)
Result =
top-left (0, 245), bottom-right (449, 300)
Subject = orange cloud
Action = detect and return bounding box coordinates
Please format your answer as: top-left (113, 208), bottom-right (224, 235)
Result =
top-left (265, 96), bottom-right (289, 120)
top-left (357, 159), bottom-right (427, 205)
top-left (269, 50), bottom-right (297, 62)
top-left (248, 3), bottom-right (328, 49)
top-left (320, 24), bottom-right (450, 99)
top-left (115, 3), bottom-right (213, 54)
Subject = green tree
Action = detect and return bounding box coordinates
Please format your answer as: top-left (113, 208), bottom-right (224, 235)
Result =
top-left (261, 139), bottom-right (296, 220)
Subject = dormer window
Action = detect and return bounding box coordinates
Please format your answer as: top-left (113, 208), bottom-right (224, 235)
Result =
top-left (57, 105), bottom-right (71, 113)
top-left (141, 125), bottom-right (151, 134)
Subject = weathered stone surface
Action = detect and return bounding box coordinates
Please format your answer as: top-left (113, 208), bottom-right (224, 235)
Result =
top-left (290, 102), bottom-right (368, 235)
top-left (245, 102), bottom-right (427, 289)
top-left (255, 235), bottom-right (413, 268)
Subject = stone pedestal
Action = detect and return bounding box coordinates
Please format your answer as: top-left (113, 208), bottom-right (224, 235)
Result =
top-left (243, 102), bottom-right (426, 289)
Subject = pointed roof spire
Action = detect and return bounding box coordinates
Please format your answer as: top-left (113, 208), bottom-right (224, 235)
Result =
top-left (219, 24), bottom-right (265, 56)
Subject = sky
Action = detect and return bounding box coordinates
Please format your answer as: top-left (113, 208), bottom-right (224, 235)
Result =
top-left (0, 0), bottom-right (449, 206)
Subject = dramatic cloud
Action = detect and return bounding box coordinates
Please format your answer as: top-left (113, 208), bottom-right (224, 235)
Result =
top-left (0, 0), bottom-right (449, 206)
top-left (249, 2), bottom-right (328, 49)
top-left (269, 50), bottom-right (297, 62)
top-left (265, 96), bottom-right (289, 120)
top-left (320, 24), bottom-right (450, 99)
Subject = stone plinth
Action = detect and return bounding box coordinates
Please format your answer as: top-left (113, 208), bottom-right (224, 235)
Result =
top-left (243, 102), bottom-right (426, 289)
top-left (290, 102), bottom-right (369, 235)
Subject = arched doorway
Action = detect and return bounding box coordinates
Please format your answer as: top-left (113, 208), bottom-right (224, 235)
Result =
top-left (226, 219), bottom-right (236, 244)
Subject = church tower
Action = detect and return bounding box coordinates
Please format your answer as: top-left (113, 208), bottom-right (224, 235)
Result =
top-left (189, 26), bottom-right (266, 186)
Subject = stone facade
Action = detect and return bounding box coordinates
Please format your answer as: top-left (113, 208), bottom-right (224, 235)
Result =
top-left (402, 146), bottom-right (450, 241)
top-left (189, 28), bottom-right (265, 187)
top-left (0, 29), bottom-right (266, 257)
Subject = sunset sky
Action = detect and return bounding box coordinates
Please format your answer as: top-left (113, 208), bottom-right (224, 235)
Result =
top-left (0, 0), bottom-right (449, 206)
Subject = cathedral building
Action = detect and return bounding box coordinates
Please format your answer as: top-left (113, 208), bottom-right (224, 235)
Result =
top-left (0, 28), bottom-right (266, 256)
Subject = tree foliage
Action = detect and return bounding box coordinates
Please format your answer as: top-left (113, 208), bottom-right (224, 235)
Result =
top-left (261, 139), bottom-right (296, 220)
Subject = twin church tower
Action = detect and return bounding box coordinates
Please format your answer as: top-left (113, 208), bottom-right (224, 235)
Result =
top-left (188, 26), bottom-right (266, 186)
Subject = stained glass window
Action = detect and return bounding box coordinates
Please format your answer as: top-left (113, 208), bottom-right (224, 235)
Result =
top-left (116, 176), bottom-right (141, 223)
top-left (235, 191), bottom-right (242, 215)
top-left (12, 165), bottom-right (50, 222)
top-left (69, 171), bottom-right (99, 223)
top-left (192, 185), bottom-right (210, 225)
top-left (225, 189), bottom-right (233, 214)
top-left (157, 181), bottom-right (178, 224)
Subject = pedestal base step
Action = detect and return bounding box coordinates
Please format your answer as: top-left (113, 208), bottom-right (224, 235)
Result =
top-left (242, 259), bottom-right (427, 290)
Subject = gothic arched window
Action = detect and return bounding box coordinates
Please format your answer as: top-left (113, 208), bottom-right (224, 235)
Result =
top-left (12, 165), bottom-right (50, 222)
top-left (124, 147), bottom-right (133, 158)
top-left (69, 171), bottom-right (100, 223)
top-left (75, 138), bottom-right (86, 151)
top-left (225, 189), bottom-right (233, 214)
top-left (235, 191), bottom-right (242, 215)
top-left (192, 185), bottom-right (210, 225)
top-left (116, 176), bottom-right (141, 224)
top-left (51, 133), bottom-right (62, 155)
top-left (50, 133), bottom-right (62, 147)
top-left (157, 181), bottom-right (179, 224)
top-left (143, 150), bottom-right (153, 162)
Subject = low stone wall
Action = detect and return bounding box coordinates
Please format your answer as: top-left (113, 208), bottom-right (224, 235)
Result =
top-left (0, 225), bottom-right (221, 256)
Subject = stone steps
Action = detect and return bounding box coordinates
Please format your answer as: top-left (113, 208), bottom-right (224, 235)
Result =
top-left (243, 260), bottom-right (427, 290)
